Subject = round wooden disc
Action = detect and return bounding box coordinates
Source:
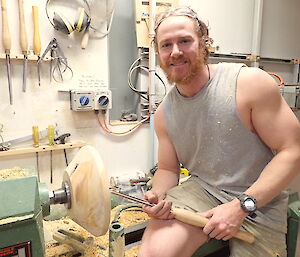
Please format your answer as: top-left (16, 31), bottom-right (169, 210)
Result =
top-left (63, 145), bottom-right (111, 236)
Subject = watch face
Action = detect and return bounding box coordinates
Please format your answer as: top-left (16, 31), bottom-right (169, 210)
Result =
top-left (244, 198), bottom-right (256, 212)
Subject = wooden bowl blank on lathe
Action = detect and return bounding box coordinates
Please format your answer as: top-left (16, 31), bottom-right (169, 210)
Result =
top-left (63, 145), bottom-right (111, 236)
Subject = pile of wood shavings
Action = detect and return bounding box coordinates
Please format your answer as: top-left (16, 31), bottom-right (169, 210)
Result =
top-left (0, 167), bottom-right (30, 180)
top-left (44, 206), bottom-right (149, 257)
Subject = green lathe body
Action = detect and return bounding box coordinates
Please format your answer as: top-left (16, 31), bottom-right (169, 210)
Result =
top-left (0, 176), bottom-right (50, 257)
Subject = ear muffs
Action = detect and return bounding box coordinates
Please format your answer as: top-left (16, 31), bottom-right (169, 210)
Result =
top-left (46, 0), bottom-right (91, 35)
top-left (74, 7), bottom-right (91, 32)
top-left (53, 11), bottom-right (74, 34)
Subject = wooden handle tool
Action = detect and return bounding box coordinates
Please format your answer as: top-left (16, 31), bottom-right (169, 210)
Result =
top-left (110, 190), bottom-right (255, 244)
top-left (1, 0), bottom-right (13, 104)
top-left (172, 207), bottom-right (255, 244)
top-left (18, 0), bottom-right (28, 53)
top-left (32, 5), bottom-right (41, 86)
top-left (1, 0), bottom-right (11, 52)
top-left (32, 5), bottom-right (41, 55)
top-left (81, 27), bottom-right (89, 49)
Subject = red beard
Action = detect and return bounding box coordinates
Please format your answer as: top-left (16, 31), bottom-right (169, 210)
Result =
top-left (159, 49), bottom-right (205, 85)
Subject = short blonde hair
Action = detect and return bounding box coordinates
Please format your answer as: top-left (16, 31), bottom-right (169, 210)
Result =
top-left (154, 6), bottom-right (213, 63)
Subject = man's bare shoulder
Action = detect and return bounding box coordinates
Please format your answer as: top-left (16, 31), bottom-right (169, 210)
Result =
top-left (239, 66), bottom-right (278, 89)
top-left (237, 66), bottom-right (281, 104)
top-left (154, 104), bottom-right (167, 135)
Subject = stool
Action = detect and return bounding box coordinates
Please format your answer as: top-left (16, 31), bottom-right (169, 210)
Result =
top-left (192, 192), bottom-right (300, 257)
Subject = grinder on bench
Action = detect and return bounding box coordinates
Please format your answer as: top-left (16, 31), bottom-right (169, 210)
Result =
top-left (0, 145), bottom-right (111, 257)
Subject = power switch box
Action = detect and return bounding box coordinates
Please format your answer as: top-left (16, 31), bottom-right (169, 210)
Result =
top-left (70, 90), bottom-right (95, 111)
top-left (94, 90), bottom-right (112, 110)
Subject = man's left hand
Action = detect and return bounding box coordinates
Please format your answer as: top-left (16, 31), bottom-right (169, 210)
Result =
top-left (199, 199), bottom-right (248, 241)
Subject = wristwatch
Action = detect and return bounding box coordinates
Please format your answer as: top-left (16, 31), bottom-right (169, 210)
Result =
top-left (237, 193), bottom-right (257, 218)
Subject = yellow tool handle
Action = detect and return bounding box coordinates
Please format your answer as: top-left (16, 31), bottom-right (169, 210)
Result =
top-left (32, 126), bottom-right (39, 147)
top-left (1, 0), bottom-right (11, 52)
top-left (18, 0), bottom-right (28, 53)
top-left (171, 208), bottom-right (255, 244)
top-left (48, 125), bottom-right (55, 146)
top-left (32, 5), bottom-right (41, 55)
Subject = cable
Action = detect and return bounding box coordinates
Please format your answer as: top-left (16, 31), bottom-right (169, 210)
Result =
top-left (129, 65), bottom-right (167, 97)
top-left (96, 111), bottom-right (150, 136)
top-left (128, 56), bottom-right (149, 94)
top-left (89, 8), bottom-right (115, 39)
top-left (127, 56), bottom-right (167, 103)
top-left (268, 72), bottom-right (285, 87)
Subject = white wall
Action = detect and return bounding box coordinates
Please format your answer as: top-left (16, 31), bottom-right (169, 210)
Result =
top-left (186, 0), bottom-right (255, 55)
top-left (260, 0), bottom-right (300, 59)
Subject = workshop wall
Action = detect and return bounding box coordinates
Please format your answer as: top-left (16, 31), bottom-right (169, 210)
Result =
top-left (0, 0), bottom-right (300, 195)
top-left (0, 0), bottom-right (152, 190)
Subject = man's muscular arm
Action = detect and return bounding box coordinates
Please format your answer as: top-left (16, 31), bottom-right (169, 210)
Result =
top-left (143, 105), bottom-right (181, 219)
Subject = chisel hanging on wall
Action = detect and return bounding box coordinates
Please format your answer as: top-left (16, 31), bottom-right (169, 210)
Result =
top-left (17, 0), bottom-right (28, 92)
top-left (48, 125), bottom-right (55, 184)
top-left (1, 0), bottom-right (13, 104)
top-left (32, 5), bottom-right (41, 86)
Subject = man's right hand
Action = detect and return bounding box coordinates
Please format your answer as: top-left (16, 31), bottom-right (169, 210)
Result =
top-left (143, 190), bottom-right (175, 220)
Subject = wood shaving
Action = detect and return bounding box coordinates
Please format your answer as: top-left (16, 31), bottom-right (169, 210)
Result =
top-left (0, 214), bottom-right (33, 225)
top-left (45, 206), bottom-right (149, 257)
top-left (0, 167), bottom-right (30, 180)
top-left (0, 167), bottom-right (148, 256)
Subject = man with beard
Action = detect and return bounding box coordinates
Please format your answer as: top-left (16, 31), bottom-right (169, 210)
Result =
top-left (138, 6), bottom-right (300, 257)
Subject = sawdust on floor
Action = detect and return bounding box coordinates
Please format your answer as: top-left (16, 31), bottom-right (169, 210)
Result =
top-left (0, 167), bottom-right (149, 256)
top-left (0, 166), bottom-right (30, 180)
top-left (44, 205), bottom-right (149, 256)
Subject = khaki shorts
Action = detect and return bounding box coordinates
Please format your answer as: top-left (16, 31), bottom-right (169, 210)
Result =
top-left (165, 179), bottom-right (287, 257)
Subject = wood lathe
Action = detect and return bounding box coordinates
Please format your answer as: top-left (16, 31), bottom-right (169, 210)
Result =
top-left (0, 145), bottom-right (254, 257)
top-left (0, 145), bottom-right (111, 257)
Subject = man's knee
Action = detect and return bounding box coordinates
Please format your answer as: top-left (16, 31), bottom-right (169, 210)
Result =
top-left (138, 218), bottom-right (208, 257)
top-left (138, 243), bottom-right (160, 257)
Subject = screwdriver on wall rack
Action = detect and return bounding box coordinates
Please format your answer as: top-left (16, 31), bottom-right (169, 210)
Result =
top-left (32, 126), bottom-right (40, 182)
top-left (1, 0), bottom-right (13, 104)
top-left (18, 0), bottom-right (28, 92)
top-left (48, 125), bottom-right (55, 184)
top-left (32, 5), bottom-right (41, 86)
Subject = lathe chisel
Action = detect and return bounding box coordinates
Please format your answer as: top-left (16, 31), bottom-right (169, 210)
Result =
top-left (48, 125), bottom-right (55, 183)
top-left (32, 6), bottom-right (41, 86)
top-left (18, 0), bottom-right (28, 92)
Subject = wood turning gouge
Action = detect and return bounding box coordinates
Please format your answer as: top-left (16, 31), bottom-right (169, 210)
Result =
top-left (18, 0), bottom-right (28, 92)
top-left (32, 5), bottom-right (41, 86)
top-left (110, 190), bottom-right (255, 244)
top-left (1, 0), bottom-right (13, 104)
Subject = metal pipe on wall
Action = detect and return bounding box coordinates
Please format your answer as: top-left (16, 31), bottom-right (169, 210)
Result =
top-left (148, 0), bottom-right (157, 170)
top-left (251, 0), bottom-right (263, 68)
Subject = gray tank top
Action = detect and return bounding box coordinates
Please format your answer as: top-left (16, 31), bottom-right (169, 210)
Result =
top-left (162, 62), bottom-right (288, 232)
